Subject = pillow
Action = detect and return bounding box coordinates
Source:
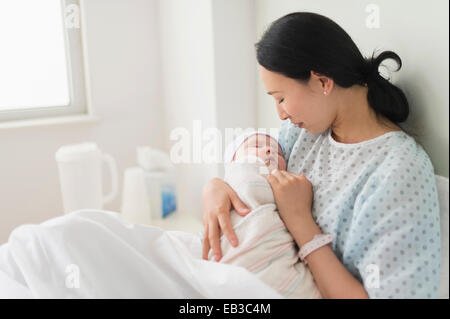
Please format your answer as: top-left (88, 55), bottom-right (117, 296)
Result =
top-left (436, 174), bottom-right (449, 299)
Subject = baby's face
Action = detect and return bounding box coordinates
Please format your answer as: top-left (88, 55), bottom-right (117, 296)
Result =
top-left (233, 134), bottom-right (287, 172)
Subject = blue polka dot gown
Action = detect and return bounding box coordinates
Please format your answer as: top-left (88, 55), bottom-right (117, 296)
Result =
top-left (278, 119), bottom-right (441, 299)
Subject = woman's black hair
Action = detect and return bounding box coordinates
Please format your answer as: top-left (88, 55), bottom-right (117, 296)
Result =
top-left (255, 12), bottom-right (413, 136)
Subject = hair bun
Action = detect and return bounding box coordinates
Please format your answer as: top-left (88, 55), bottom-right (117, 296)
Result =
top-left (363, 50), bottom-right (402, 83)
top-left (363, 60), bottom-right (380, 82)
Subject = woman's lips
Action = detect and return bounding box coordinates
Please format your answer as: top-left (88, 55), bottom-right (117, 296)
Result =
top-left (296, 122), bottom-right (304, 128)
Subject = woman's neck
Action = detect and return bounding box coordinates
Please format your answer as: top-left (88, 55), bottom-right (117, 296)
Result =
top-left (330, 85), bottom-right (401, 144)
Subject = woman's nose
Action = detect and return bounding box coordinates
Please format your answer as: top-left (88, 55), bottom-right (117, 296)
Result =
top-left (276, 104), bottom-right (289, 120)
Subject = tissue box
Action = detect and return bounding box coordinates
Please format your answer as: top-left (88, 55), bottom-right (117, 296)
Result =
top-left (143, 170), bottom-right (177, 219)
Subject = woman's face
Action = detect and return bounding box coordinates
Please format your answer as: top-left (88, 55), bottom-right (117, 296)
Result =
top-left (259, 65), bottom-right (335, 134)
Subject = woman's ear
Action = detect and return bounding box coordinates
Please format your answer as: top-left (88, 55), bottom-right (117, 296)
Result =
top-left (310, 70), bottom-right (334, 94)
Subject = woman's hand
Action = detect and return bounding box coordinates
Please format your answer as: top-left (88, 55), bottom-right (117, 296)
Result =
top-left (201, 178), bottom-right (250, 261)
top-left (265, 170), bottom-right (314, 231)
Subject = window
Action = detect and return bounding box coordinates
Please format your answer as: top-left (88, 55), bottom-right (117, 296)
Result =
top-left (0, 0), bottom-right (88, 123)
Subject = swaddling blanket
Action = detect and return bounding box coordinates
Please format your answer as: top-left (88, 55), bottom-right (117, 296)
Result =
top-left (206, 157), bottom-right (322, 298)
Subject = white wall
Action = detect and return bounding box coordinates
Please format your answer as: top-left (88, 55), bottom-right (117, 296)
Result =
top-left (0, 0), bottom-right (165, 243)
top-left (157, 0), bottom-right (219, 220)
top-left (256, 0), bottom-right (449, 177)
top-left (0, 0), bottom-right (259, 242)
top-left (211, 0), bottom-right (258, 176)
top-left (157, 0), bottom-right (257, 217)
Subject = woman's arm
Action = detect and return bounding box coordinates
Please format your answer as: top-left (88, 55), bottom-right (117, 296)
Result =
top-left (265, 169), bottom-right (369, 299)
top-left (267, 159), bottom-right (441, 299)
top-left (289, 214), bottom-right (369, 299)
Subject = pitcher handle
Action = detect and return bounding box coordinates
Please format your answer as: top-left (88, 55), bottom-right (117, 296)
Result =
top-left (102, 153), bottom-right (119, 205)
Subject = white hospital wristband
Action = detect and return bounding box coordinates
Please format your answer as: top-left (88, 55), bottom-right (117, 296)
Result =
top-left (298, 233), bottom-right (334, 265)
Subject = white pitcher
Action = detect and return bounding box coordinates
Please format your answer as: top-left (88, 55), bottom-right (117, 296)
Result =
top-left (55, 142), bottom-right (119, 214)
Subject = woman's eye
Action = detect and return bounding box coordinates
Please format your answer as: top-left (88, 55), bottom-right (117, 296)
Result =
top-left (278, 98), bottom-right (284, 104)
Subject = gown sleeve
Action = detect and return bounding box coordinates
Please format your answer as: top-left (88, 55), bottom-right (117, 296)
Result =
top-left (344, 153), bottom-right (441, 298)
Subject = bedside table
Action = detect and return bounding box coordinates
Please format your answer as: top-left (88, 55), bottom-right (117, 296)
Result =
top-left (150, 212), bottom-right (203, 234)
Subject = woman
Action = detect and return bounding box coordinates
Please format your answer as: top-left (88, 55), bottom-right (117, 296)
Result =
top-left (201, 12), bottom-right (441, 299)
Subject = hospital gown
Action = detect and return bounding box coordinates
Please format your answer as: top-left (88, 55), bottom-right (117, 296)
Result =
top-left (278, 119), bottom-right (441, 299)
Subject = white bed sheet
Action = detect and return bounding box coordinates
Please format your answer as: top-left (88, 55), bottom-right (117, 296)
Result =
top-left (0, 209), bottom-right (282, 299)
top-left (436, 175), bottom-right (449, 299)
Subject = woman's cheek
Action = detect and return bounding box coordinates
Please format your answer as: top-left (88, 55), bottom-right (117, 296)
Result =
top-left (290, 96), bottom-right (310, 116)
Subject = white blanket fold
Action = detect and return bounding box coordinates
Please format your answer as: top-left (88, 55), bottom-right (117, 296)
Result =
top-left (0, 210), bottom-right (282, 299)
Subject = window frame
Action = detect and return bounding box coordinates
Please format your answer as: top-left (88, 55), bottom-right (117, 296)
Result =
top-left (0, 0), bottom-right (91, 124)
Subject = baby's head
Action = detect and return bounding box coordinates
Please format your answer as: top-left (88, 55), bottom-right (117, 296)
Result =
top-left (225, 132), bottom-right (286, 172)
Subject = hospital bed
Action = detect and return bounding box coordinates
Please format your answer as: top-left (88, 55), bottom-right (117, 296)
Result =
top-left (0, 175), bottom-right (448, 299)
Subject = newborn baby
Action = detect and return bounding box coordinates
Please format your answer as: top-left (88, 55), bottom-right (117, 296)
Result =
top-left (230, 132), bottom-right (287, 172)
top-left (205, 131), bottom-right (322, 299)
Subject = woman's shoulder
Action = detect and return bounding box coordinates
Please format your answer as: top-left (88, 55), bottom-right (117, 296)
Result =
top-left (371, 131), bottom-right (437, 187)
top-left (352, 131), bottom-right (440, 235)
top-left (380, 131), bottom-right (434, 171)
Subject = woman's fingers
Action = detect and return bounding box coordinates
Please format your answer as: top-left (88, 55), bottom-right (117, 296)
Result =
top-left (202, 227), bottom-right (211, 260)
top-left (208, 217), bottom-right (222, 261)
top-left (270, 169), bottom-right (295, 183)
top-left (266, 169), bottom-right (284, 185)
top-left (202, 210), bottom-right (238, 261)
top-left (217, 212), bottom-right (238, 247)
top-left (200, 178), bottom-right (246, 262)
top-left (265, 172), bottom-right (278, 188)
top-left (279, 169), bottom-right (297, 181)
top-left (227, 186), bottom-right (250, 217)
